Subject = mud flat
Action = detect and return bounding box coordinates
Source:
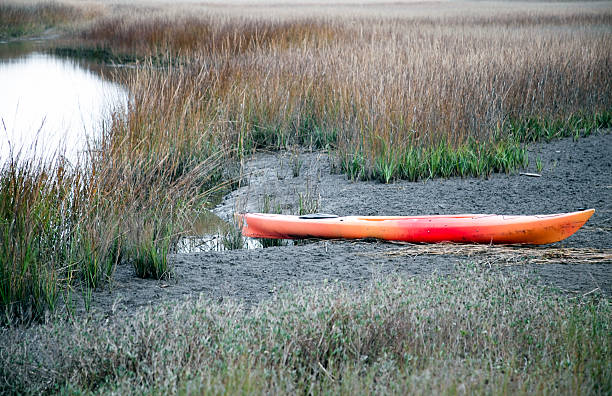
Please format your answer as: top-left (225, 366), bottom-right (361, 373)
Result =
top-left (79, 132), bottom-right (611, 316)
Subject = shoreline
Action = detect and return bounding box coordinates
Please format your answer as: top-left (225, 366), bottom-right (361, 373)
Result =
top-left (57, 131), bottom-right (611, 319)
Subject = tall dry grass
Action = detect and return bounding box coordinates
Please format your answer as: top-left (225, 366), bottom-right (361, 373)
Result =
top-left (67, 4), bottom-right (611, 180)
top-left (0, 0), bottom-right (96, 39)
top-left (1, 1), bottom-right (611, 322)
top-left (0, 77), bottom-right (226, 322)
top-left (79, 13), bottom-right (340, 56)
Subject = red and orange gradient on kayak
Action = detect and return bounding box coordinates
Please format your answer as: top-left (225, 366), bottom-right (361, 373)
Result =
top-left (240, 209), bottom-right (594, 245)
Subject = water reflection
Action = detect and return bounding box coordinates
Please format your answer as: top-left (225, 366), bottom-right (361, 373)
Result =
top-left (0, 42), bottom-right (255, 252)
top-left (0, 46), bottom-right (128, 163)
top-left (177, 210), bottom-right (263, 252)
top-left (177, 234), bottom-right (262, 253)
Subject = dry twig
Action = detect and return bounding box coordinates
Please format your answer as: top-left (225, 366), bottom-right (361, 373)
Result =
top-left (364, 244), bottom-right (612, 265)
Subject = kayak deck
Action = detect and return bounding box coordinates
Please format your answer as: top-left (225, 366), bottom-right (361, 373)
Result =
top-left (239, 209), bottom-right (594, 245)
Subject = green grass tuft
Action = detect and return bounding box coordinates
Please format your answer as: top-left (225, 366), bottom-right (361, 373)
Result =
top-left (506, 110), bottom-right (612, 143)
top-left (128, 221), bottom-right (174, 280)
top-left (342, 136), bottom-right (529, 183)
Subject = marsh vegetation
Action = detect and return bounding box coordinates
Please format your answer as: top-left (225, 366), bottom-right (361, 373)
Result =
top-left (0, 1), bottom-right (610, 392)
top-left (1, 1), bottom-right (610, 311)
top-left (1, 0), bottom-right (610, 316)
top-left (1, 265), bottom-right (610, 394)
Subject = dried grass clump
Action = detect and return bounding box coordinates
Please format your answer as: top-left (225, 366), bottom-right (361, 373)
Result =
top-left (78, 13), bottom-right (341, 57)
top-left (374, 244), bottom-right (612, 265)
top-left (7, 2), bottom-right (610, 181)
top-left (0, 0), bottom-right (92, 39)
top-left (1, 265), bottom-right (609, 394)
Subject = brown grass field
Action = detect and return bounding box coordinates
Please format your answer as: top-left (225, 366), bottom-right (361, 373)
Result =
top-left (0, 1), bottom-right (611, 393)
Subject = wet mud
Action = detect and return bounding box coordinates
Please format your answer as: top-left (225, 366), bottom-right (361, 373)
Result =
top-left (75, 132), bottom-right (612, 316)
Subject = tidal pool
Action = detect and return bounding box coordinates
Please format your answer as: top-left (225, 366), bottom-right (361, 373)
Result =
top-left (0, 41), bottom-right (247, 251)
top-left (0, 42), bottom-right (128, 163)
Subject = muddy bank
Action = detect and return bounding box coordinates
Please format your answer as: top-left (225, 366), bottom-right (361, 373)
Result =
top-left (70, 132), bottom-right (611, 316)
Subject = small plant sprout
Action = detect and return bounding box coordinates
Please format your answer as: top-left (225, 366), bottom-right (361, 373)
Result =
top-left (222, 223), bottom-right (245, 250)
top-left (536, 156), bottom-right (544, 173)
top-left (290, 146), bottom-right (303, 178)
top-left (296, 182), bottom-right (321, 216)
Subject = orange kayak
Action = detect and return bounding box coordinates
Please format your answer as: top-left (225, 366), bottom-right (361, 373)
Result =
top-left (240, 209), bottom-right (594, 245)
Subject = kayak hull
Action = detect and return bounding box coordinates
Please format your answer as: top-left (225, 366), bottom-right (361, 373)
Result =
top-left (240, 209), bottom-right (594, 245)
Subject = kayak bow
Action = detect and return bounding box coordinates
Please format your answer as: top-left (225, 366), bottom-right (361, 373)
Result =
top-left (239, 209), bottom-right (594, 245)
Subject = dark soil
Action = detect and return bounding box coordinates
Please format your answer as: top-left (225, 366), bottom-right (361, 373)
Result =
top-left (70, 132), bottom-right (612, 316)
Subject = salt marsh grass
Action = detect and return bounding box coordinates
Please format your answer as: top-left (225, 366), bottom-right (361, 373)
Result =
top-left (0, 1), bottom-right (95, 39)
top-left (1, 265), bottom-right (609, 394)
top-left (0, 1), bottom-right (610, 322)
top-left (63, 1), bottom-right (611, 181)
top-left (0, 96), bottom-right (225, 322)
top-left (0, 154), bottom-right (117, 322)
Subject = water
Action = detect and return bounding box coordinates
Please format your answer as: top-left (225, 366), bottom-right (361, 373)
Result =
top-left (177, 210), bottom-right (262, 252)
top-left (0, 41), bottom-right (128, 163)
top-left (0, 41), bottom-right (252, 252)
